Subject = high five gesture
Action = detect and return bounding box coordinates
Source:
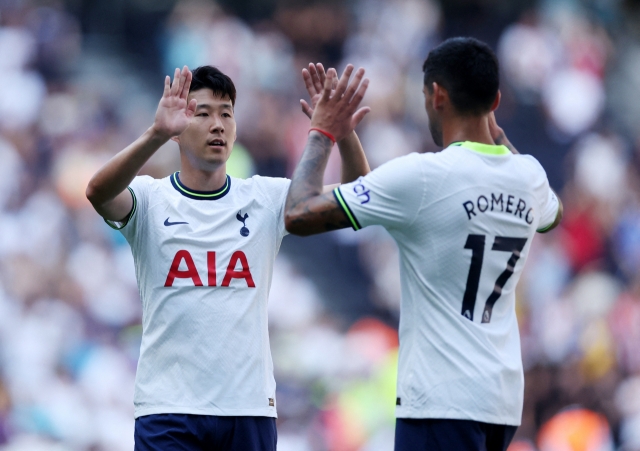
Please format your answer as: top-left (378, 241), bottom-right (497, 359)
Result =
top-left (86, 66), bottom-right (196, 222)
top-left (153, 66), bottom-right (198, 139)
top-left (309, 65), bottom-right (370, 142)
top-left (285, 64), bottom-right (370, 235)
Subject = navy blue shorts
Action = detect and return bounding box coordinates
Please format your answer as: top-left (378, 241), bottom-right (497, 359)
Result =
top-left (134, 414), bottom-right (277, 451)
top-left (395, 418), bottom-right (517, 451)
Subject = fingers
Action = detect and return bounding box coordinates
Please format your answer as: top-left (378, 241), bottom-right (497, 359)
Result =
top-left (351, 106), bottom-right (371, 129)
top-left (170, 68), bottom-right (180, 96)
top-left (300, 99), bottom-right (313, 119)
top-left (334, 64), bottom-right (354, 99)
top-left (348, 77), bottom-right (369, 112)
top-left (186, 98), bottom-right (197, 118)
top-left (342, 67), bottom-right (365, 105)
top-left (179, 66), bottom-right (192, 99)
top-left (302, 68), bottom-right (316, 97)
top-left (163, 75), bottom-right (171, 97)
top-left (313, 63), bottom-right (325, 92)
top-left (307, 63), bottom-right (326, 95)
top-left (169, 66), bottom-right (190, 99)
top-left (321, 68), bottom-right (336, 102)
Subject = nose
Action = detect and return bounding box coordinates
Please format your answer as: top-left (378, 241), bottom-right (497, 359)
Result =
top-left (210, 114), bottom-right (224, 134)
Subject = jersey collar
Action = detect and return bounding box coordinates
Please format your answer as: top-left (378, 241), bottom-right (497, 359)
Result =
top-left (170, 172), bottom-right (231, 200)
top-left (450, 141), bottom-right (510, 156)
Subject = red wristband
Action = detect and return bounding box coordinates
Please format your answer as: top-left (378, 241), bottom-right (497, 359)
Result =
top-left (309, 128), bottom-right (336, 144)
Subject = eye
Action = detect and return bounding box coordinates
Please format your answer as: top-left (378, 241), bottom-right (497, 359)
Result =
top-left (222, 113), bottom-right (232, 118)
top-left (196, 113), bottom-right (209, 117)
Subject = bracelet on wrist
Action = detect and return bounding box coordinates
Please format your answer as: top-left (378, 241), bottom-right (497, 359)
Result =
top-left (309, 128), bottom-right (336, 144)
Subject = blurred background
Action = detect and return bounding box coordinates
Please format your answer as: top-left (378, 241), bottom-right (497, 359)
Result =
top-left (0, 0), bottom-right (639, 449)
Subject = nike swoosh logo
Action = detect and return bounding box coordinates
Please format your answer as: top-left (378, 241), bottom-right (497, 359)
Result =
top-left (164, 218), bottom-right (189, 226)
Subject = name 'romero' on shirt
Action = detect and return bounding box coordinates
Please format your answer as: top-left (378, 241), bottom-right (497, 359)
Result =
top-left (462, 192), bottom-right (534, 224)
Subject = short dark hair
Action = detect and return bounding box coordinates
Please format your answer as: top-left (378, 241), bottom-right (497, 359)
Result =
top-left (422, 37), bottom-right (499, 115)
top-left (190, 66), bottom-right (237, 106)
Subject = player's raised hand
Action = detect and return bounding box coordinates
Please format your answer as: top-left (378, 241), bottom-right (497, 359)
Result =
top-left (488, 112), bottom-right (504, 143)
top-left (152, 66), bottom-right (198, 139)
top-left (488, 111), bottom-right (518, 154)
top-left (310, 65), bottom-right (370, 142)
top-left (300, 63), bottom-right (338, 119)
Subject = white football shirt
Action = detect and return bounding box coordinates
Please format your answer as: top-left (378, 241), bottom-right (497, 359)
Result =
top-left (109, 172), bottom-right (290, 418)
top-left (334, 142), bottom-right (559, 426)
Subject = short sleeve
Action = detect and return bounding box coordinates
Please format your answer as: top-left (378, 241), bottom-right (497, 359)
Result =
top-left (334, 153), bottom-right (425, 230)
top-left (105, 175), bottom-right (153, 241)
top-left (522, 156), bottom-right (560, 232)
top-left (254, 176), bottom-right (291, 240)
top-left (537, 187), bottom-right (560, 232)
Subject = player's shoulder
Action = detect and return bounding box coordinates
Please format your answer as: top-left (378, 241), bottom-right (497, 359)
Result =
top-left (515, 153), bottom-right (545, 169)
top-left (375, 152), bottom-right (428, 174)
top-left (231, 175), bottom-right (291, 209)
top-left (231, 174), bottom-right (290, 192)
top-left (511, 154), bottom-right (549, 181)
top-left (130, 174), bottom-right (155, 186)
top-left (129, 173), bottom-right (170, 195)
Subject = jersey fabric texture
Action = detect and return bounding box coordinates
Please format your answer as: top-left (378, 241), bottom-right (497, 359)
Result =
top-left (110, 172), bottom-right (290, 419)
top-left (334, 142), bottom-right (559, 426)
top-left (134, 414), bottom-right (277, 451)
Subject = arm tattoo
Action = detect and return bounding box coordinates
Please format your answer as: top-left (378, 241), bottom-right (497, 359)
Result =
top-left (289, 133), bottom-right (332, 207)
top-left (285, 133), bottom-right (352, 234)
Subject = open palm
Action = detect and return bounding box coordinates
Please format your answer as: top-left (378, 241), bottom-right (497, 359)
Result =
top-left (309, 65), bottom-right (370, 142)
top-left (300, 63), bottom-right (338, 119)
top-left (154, 66), bottom-right (197, 138)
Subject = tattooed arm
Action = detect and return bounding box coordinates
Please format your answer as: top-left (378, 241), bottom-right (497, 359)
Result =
top-left (300, 63), bottom-right (371, 184)
top-left (285, 65), bottom-right (370, 236)
top-left (285, 132), bottom-right (352, 235)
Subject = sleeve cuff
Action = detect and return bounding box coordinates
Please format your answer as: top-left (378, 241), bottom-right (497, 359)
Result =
top-left (104, 187), bottom-right (137, 230)
top-left (536, 200), bottom-right (560, 233)
top-left (333, 186), bottom-right (362, 231)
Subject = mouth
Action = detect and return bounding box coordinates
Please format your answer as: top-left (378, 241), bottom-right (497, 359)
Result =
top-left (207, 138), bottom-right (226, 148)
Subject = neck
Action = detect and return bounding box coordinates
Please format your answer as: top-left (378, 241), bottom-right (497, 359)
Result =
top-left (442, 113), bottom-right (494, 148)
top-left (178, 157), bottom-right (228, 191)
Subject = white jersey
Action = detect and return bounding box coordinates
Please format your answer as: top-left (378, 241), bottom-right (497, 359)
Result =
top-left (109, 172), bottom-right (290, 419)
top-left (334, 142), bottom-right (559, 426)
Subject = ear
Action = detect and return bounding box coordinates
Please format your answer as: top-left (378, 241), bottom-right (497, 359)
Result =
top-left (432, 82), bottom-right (448, 111)
top-left (490, 90), bottom-right (501, 112)
top-left (171, 136), bottom-right (180, 144)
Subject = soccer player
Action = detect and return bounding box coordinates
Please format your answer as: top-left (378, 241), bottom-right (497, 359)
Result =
top-left (85, 64), bottom-right (370, 450)
top-left (284, 37), bottom-right (563, 451)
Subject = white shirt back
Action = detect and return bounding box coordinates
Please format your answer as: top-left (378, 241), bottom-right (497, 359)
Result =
top-left (335, 142), bottom-right (559, 425)
top-left (113, 172), bottom-right (290, 418)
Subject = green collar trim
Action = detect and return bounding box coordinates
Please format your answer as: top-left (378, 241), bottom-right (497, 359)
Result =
top-left (171, 172), bottom-right (231, 200)
top-left (451, 141), bottom-right (510, 156)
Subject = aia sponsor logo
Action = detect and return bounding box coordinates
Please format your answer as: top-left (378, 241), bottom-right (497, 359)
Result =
top-left (164, 250), bottom-right (255, 288)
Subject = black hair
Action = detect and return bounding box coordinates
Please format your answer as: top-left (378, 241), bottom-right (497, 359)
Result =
top-left (422, 37), bottom-right (499, 115)
top-left (190, 66), bottom-right (237, 106)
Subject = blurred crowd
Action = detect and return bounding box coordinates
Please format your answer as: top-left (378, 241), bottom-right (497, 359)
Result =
top-left (0, 0), bottom-right (639, 450)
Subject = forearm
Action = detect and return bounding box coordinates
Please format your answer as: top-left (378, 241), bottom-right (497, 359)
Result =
top-left (286, 132), bottom-right (348, 235)
top-left (288, 132), bottom-right (332, 207)
top-left (338, 131), bottom-right (370, 183)
top-left (86, 126), bottom-right (168, 206)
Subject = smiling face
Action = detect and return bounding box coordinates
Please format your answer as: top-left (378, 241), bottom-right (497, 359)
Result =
top-left (174, 89), bottom-right (237, 170)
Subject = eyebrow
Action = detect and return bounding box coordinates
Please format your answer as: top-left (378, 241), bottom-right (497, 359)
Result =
top-left (195, 103), bottom-right (233, 110)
